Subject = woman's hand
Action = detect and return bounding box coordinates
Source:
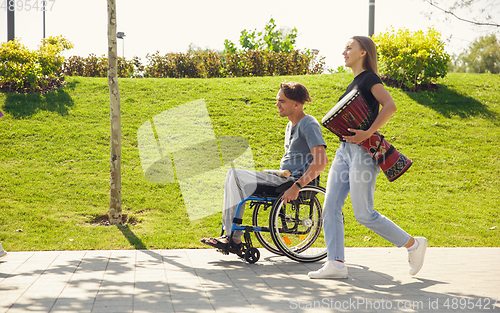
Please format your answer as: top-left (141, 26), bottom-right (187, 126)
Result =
top-left (342, 128), bottom-right (371, 145)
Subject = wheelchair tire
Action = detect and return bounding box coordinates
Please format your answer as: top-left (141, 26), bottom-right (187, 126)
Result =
top-left (244, 247), bottom-right (260, 264)
top-left (270, 186), bottom-right (327, 263)
top-left (252, 202), bottom-right (284, 256)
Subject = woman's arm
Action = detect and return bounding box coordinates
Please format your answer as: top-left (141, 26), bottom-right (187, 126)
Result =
top-left (342, 83), bottom-right (397, 145)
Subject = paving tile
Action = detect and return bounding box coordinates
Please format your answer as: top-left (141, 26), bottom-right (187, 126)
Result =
top-left (133, 293), bottom-right (172, 303)
top-left (90, 306), bottom-right (133, 313)
top-left (7, 297), bottom-right (56, 312)
top-left (171, 302), bottom-right (216, 313)
top-left (50, 300), bottom-right (94, 312)
top-left (133, 301), bottom-right (174, 313)
top-left (0, 248), bottom-right (498, 313)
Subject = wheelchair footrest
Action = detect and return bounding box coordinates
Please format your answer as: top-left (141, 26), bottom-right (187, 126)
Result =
top-left (216, 247), bottom-right (244, 258)
top-left (216, 248), bottom-right (229, 256)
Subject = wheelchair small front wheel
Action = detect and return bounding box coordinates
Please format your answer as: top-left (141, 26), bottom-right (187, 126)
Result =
top-left (244, 247), bottom-right (260, 264)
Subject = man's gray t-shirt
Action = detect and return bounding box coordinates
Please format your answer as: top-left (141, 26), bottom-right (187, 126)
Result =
top-left (280, 115), bottom-right (326, 179)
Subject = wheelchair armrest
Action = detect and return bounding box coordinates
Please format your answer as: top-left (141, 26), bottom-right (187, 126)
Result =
top-left (275, 181), bottom-right (294, 194)
top-left (252, 175), bottom-right (321, 198)
top-left (275, 175), bottom-right (320, 194)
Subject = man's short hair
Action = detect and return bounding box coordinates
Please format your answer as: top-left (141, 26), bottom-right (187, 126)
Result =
top-left (280, 82), bottom-right (312, 104)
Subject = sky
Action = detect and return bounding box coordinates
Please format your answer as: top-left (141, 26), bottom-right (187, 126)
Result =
top-left (0, 0), bottom-right (498, 70)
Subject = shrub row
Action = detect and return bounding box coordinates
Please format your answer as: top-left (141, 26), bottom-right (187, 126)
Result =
top-left (62, 54), bottom-right (135, 78)
top-left (62, 50), bottom-right (326, 79)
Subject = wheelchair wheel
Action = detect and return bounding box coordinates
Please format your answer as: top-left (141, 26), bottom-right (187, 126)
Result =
top-left (270, 186), bottom-right (327, 263)
top-left (252, 201), bottom-right (284, 256)
top-left (244, 247), bottom-right (260, 264)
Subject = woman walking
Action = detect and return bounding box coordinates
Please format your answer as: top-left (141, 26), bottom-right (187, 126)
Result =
top-left (308, 36), bottom-right (427, 279)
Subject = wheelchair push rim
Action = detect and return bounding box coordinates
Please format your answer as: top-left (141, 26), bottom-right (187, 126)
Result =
top-left (270, 186), bottom-right (327, 263)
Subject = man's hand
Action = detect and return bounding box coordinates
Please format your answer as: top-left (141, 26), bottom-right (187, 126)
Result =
top-left (281, 184), bottom-right (300, 205)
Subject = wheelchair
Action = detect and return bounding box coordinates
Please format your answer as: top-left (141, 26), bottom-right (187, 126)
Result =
top-left (219, 177), bottom-right (327, 264)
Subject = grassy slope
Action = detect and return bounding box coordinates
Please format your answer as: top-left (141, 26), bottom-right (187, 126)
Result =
top-left (0, 73), bottom-right (498, 251)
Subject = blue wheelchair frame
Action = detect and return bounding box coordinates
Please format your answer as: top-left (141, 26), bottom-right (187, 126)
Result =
top-left (218, 195), bottom-right (278, 263)
top-left (231, 196), bottom-right (274, 234)
top-left (219, 178), bottom-right (322, 264)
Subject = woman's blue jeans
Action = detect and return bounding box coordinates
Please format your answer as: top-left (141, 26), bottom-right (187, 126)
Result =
top-left (323, 142), bottom-right (411, 262)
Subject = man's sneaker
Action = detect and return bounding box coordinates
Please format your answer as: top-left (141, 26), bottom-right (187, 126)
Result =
top-left (0, 244), bottom-right (6, 258)
top-left (308, 261), bottom-right (348, 279)
top-left (408, 237), bottom-right (427, 275)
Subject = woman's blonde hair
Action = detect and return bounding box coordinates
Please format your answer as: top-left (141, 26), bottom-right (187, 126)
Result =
top-left (352, 36), bottom-right (378, 75)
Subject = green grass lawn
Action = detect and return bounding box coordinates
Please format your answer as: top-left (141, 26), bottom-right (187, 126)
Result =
top-left (0, 73), bottom-right (499, 251)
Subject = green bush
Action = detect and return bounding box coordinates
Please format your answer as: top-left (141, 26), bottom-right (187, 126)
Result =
top-left (63, 56), bottom-right (86, 77)
top-left (223, 50), bottom-right (323, 77)
top-left (143, 52), bottom-right (174, 78)
top-left (198, 51), bottom-right (222, 78)
top-left (372, 27), bottom-right (450, 90)
top-left (62, 54), bottom-right (134, 78)
top-left (0, 36), bottom-right (73, 93)
top-left (223, 50), bottom-right (267, 77)
top-left (141, 50), bottom-right (324, 78)
top-left (144, 52), bottom-right (202, 78)
top-left (64, 49), bottom-right (326, 79)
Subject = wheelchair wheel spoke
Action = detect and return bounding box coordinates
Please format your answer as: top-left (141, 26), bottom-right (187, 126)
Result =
top-left (270, 186), bottom-right (327, 263)
top-left (252, 201), bottom-right (283, 256)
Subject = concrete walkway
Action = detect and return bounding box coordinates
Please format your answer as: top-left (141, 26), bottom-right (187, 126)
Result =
top-left (0, 248), bottom-right (499, 313)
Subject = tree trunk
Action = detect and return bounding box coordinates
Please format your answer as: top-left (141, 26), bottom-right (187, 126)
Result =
top-left (107, 0), bottom-right (122, 225)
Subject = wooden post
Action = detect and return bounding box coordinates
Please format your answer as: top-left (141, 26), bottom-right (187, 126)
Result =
top-left (107, 0), bottom-right (122, 225)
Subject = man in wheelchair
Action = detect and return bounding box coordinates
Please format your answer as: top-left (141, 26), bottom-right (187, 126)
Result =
top-left (201, 82), bottom-right (328, 255)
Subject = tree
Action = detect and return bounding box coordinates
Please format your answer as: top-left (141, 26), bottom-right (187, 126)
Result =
top-left (423, 0), bottom-right (500, 27)
top-left (453, 34), bottom-right (500, 73)
top-left (107, 0), bottom-right (122, 225)
top-left (261, 18), bottom-right (297, 53)
top-left (224, 18), bottom-right (298, 53)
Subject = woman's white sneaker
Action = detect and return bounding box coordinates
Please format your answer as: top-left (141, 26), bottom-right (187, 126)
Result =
top-left (308, 261), bottom-right (348, 279)
top-left (0, 243), bottom-right (6, 258)
top-left (408, 237), bottom-right (427, 275)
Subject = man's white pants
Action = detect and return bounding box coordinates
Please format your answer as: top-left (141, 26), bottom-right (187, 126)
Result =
top-left (222, 168), bottom-right (293, 241)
